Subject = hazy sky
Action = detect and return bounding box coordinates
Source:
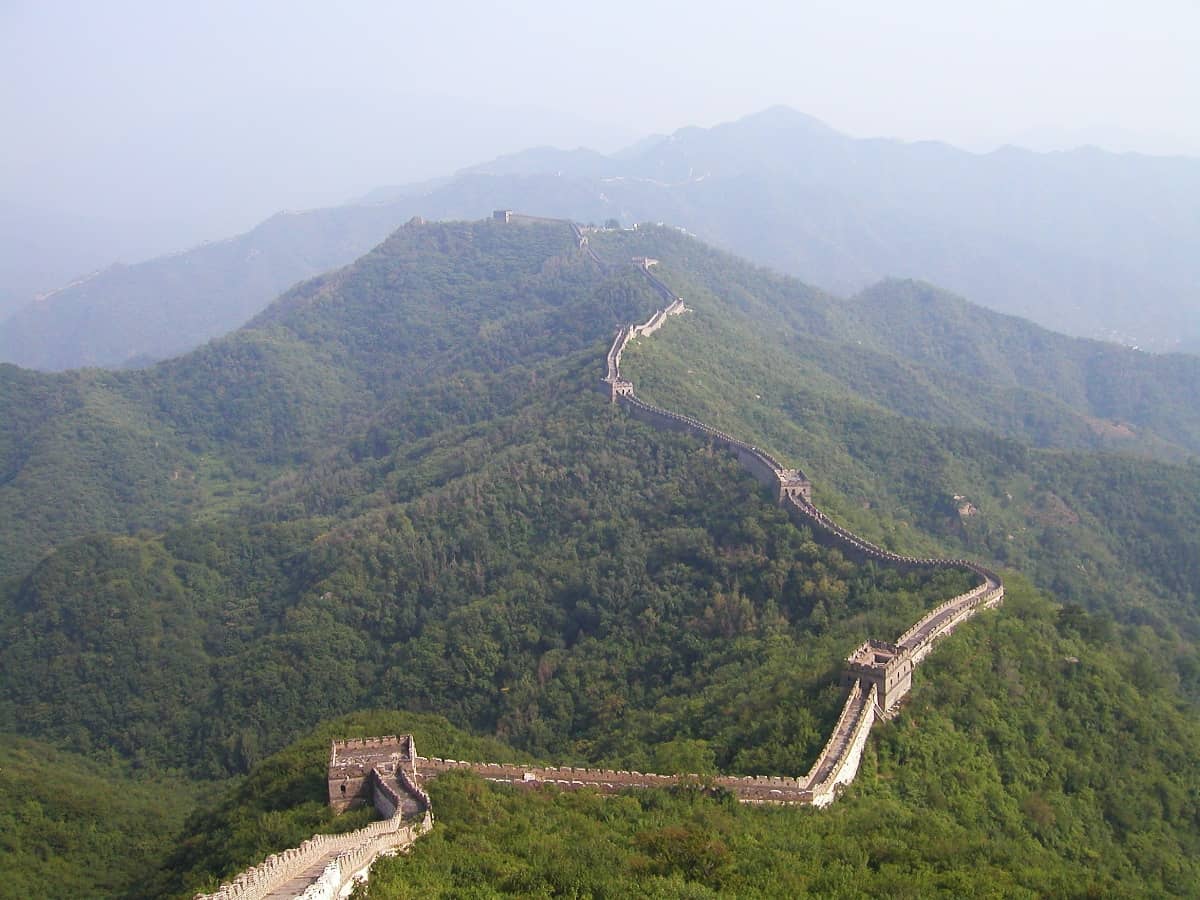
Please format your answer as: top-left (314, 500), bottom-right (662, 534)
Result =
top-left (2, 0), bottom-right (1198, 295)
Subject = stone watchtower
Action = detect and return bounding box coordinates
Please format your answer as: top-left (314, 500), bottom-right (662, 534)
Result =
top-left (842, 640), bottom-right (913, 712)
top-left (328, 734), bottom-right (419, 813)
top-left (610, 378), bottom-right (635, 402)
top-left (778, 469), bottom-right (813, 504)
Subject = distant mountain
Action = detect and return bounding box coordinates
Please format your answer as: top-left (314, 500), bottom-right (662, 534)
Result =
top-left (460, 145), bottom-right (616, 178)
top-left (0, 203), bottom-right (416, 370)
top-left (5, 106), bottom-right (1198, 370)
top-left (0, 207), bottom-right (181, 322)
top-left (580, 107), bottom-right (1200, 350)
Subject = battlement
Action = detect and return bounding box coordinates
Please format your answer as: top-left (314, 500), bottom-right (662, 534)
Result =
top-left (328, 734), bottom-right (417, 812)
top-left (331, 734), bottom-right (413, 753)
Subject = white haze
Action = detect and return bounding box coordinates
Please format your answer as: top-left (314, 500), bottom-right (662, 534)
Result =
top-left (1, 0), bottom-right (1197, 317)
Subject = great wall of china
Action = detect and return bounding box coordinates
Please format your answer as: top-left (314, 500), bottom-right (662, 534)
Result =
top-left (198, 214), bottom-right (1003, 899)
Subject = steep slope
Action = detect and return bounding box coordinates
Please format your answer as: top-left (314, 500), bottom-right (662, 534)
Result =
top-left (596, 227), bottom-right (1200, 641)
top-left (0, 361), bottom-right (969, 777)
top-left (593, 226), bottom-right (1200, 462)
top-left (0, 735), bottom-right (195, 899)
top-left (845, 278), bottom-right (1200, 452)
top-left (0, 218), bottom-right (616, 579)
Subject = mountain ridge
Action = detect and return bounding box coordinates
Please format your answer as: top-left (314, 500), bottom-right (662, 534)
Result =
top-left (5, 106), bottom-right (1199, 369)
top-left (3, 216), bottom-right (1200, 896)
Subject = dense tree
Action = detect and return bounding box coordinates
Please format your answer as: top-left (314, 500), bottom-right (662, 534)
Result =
top-left (1, 219), bottom-right (1199, 896)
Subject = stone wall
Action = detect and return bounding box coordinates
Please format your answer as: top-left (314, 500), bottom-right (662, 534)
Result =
top-left (416, 756), bottom-right (812, 804)
top-left (809, 685), bottom-right (879, 808)
top-left (203, 737), bottom-right (428, 899)
top-left (327, 735), bottom-right (415, 813)
top-left (193, 809), bottom-right (431, 900)
top-left (291, 813), bottom-right (433, 900)
top-left (599, 240), bottom-right (1004, 800)
top-left (372, 774), bottom-right (399, 819)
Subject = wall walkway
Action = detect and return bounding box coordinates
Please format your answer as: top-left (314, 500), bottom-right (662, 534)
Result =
top-left (195, 770), bottom-right (432, 900)
top-left (201, 214), bottom-right (1004, 897)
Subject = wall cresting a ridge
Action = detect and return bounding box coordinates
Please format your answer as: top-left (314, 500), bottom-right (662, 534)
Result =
top-left (199, 214), bottom-right (1003, 898)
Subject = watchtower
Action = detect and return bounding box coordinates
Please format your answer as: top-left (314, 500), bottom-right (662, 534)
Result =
top-left (778, 469), bottom-right (813, 504)
top-left (843, 640), bottom-right (913, 712)
top-left (493, 209), bottom-right (513, 223)
top-left (610, 378), bottom-right (635, 402)
top-left (328, 734), bottom-right (417, 812)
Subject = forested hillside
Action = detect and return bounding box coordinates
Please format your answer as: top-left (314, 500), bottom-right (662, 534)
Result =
top-left (607, 228), bottom-right (1200, 646)
top-left (0, 220), bottom-right (622, 579)
top-left (0, 735), bottom-right (193, 898)
top-left (599, 226), bottom-right (1200, 462)
top-left (164, 587), bottom-right (1200, 897)
top-left (1, 218), bottom-right (1199, 896)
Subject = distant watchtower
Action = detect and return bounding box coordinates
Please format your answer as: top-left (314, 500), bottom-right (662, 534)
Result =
top-left (610, 378), bottom-right (635, 402)
top-left (493, 209), bottom-right (514, 223)
top-left (778, 469), bottom-right (813, 504)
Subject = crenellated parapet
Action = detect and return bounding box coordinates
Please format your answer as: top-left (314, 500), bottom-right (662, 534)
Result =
top-left (198, 735), bottom-right (432, 900)
top-left (807, 684), bottom-right (879, 807)
top-left (602, 296), bottom-right (687, 402)
top-left (193, 805), bottom-right (431, 900)
top-left (593, 228), bottom-right (1003, 795)
top-left (328, 734), bottom-right (417, 812)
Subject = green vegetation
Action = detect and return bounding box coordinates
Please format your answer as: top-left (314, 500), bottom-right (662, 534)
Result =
top-left (0, 366), bottom-right (968, 778)
top-left (599, 225), bottom-right (1200, 462)
top-left (142, 711), bottom-right (517, 899)
top-left (0, 735), bottom-right (195, 899)
top-left (0, 219), bottom-right (636, 580)
top-left (2, 218), bottom-right (1200, 896)
top-left (612, 229), bottom-right (1200, 645)
top-left (159, 582), bottom-right (1200, 898)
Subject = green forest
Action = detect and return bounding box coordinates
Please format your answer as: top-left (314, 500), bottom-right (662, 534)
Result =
top-left (1, 219), bottom-right (1199, 897)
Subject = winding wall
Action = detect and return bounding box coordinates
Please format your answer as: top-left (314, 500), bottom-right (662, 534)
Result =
top-left (407, 217), bottom-right (1003, 807)
top-left (205, 215), bottom-right (1005, 897)
top-left (596, 226), bottom-right (1004, 801)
